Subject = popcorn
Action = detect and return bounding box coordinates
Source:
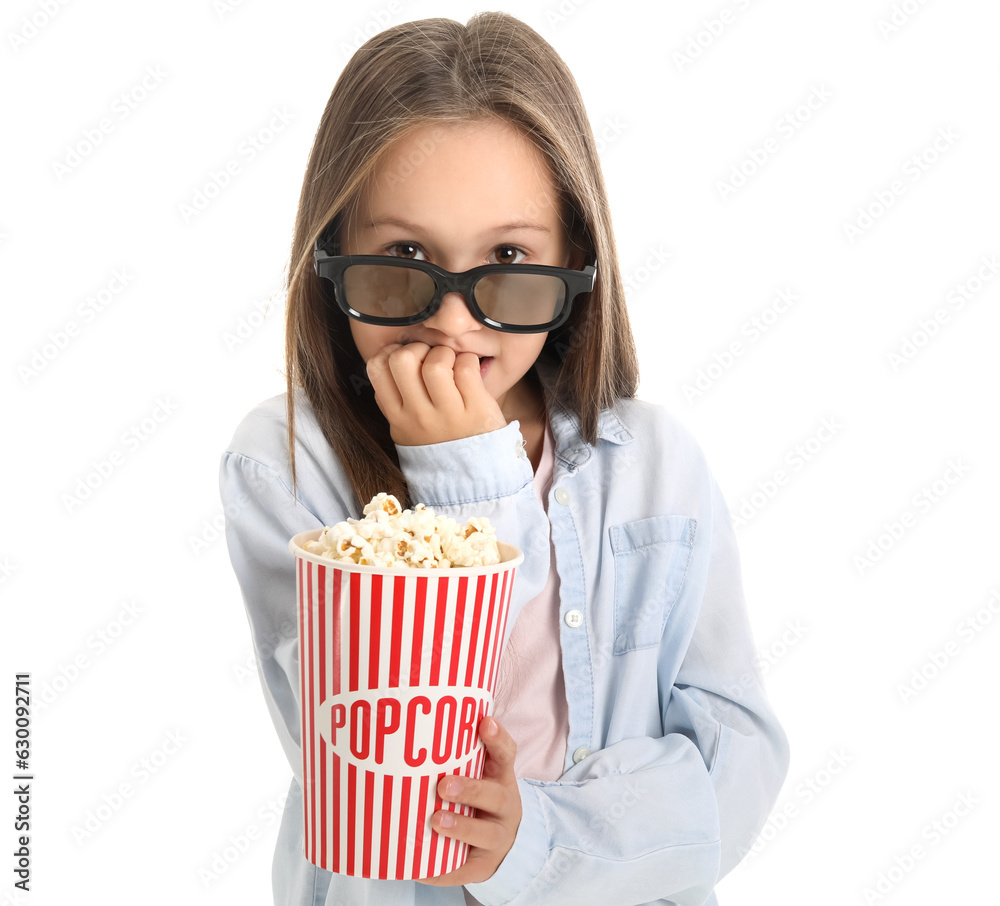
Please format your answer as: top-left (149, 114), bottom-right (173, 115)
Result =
top-left (303, 493), bottom-right (500, 568)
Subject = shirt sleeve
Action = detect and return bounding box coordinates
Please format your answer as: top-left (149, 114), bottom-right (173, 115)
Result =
top-left (463, 473), bottom-right (790, 905)
top-left (395, 419), bottom-right (554, 644)
top-left (219, 450), bottom-right (326, 784)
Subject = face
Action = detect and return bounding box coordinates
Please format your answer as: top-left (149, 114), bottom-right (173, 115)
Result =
top-left (340, 119), bottom-right (576, 420)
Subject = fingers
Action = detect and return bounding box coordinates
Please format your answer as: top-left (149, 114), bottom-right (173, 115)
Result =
top-left (436, 718), bottom-right (517, 814)
top-left (478, 716), bottom-right (517, 778)
top-left (417, 346), bottom-right (467, 409)
top-left (384, 342), bottom-right (434, 410)
top-left (437, 771), bottom-right (512, 819)
top-left (431, 803), bottom-right (511, 851)
top-left (420, 718), bottom-right (521, 886)
top-left (452, 351), bottom-right (489, 404)
top-left (365, 343), bottom-right (405, 412)
top-left (369, 343), bottom-right (465, 412)
top-left (364, 343), bottom-right (505, 445)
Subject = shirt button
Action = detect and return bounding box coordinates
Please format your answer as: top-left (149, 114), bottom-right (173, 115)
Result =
top-left (564, 609), bottom-right (584, 628)
top-left (554, 487), bottom-right (570, 505)
top-left (572, 746), bottom-right (591, 764)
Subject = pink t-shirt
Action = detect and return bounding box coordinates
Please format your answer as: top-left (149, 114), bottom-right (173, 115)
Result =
top-left (491, 417), bottom-right (570, 782)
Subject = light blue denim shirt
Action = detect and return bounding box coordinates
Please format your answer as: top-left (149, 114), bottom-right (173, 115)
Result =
top-left (219, 363), bottom-right (789, 906)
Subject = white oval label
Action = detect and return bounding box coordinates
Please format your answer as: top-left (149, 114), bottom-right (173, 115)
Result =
top-left (316, 686), bottom-right (492, 775)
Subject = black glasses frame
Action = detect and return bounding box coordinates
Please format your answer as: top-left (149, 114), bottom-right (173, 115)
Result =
top-left (313, 246), bottom-right (597, 334)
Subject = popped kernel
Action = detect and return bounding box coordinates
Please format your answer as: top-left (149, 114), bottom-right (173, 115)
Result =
top-left (307, 494), bottom-right (501, 568)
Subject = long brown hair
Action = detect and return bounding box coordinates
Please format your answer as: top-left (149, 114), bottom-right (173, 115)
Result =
top-left (284, 12), bottom-right (638, 509)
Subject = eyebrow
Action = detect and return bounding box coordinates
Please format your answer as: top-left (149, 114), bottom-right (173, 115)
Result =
top-left (365, 216), bottom-right (551, 235)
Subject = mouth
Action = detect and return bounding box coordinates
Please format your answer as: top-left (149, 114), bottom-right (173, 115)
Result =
top-left (478, 356), bottom-right (493, 378)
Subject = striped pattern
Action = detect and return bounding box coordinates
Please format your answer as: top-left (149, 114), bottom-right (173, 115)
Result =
top-left (294, 554), bottom-right (517, 880)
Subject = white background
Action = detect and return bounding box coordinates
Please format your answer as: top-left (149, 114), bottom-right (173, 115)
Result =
top-left (2, 0), bottom-right (998, 903)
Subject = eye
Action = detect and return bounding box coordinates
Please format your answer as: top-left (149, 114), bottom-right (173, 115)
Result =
top-left (385, 242), bottom-right (426, 260)
top-left (492, 245), bottom-right (526, 265)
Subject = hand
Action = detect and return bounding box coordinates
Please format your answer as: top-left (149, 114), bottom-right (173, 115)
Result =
top-left (366, 342), bottom-right (506, 446)
top-left (417, 716), bottom-right (521, 887)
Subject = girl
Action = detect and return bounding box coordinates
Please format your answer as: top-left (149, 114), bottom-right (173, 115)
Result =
top-left (220, 12), bottom-right (788, 906)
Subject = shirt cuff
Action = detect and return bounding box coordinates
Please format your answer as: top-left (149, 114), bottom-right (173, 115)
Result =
top-left (464, 779), bottom-right (549, 905)
top-left (395, 421), bottom-right (532, 506)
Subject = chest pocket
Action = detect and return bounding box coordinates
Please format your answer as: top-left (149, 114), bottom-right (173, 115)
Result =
top-left (609, 515), bottom-right (697, 654)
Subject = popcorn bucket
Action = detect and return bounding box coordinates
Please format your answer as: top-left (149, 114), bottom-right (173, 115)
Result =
top-left (289, 529), bottom-right (523, 880)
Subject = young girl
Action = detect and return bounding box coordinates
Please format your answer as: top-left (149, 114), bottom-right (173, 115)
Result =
top-left (220, 12), bottom-right (788, 905)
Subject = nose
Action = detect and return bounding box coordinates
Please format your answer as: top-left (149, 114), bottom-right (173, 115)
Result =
top-left (422, 290), bottom-right (481, 336)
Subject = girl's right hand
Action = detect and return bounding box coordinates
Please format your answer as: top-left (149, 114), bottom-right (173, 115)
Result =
top-left (366, 342), bottom-right (507, 446)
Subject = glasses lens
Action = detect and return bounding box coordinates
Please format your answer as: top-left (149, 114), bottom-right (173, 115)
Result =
top-left (474, 273), bottom-right (566, 327)
top-left (343, 264), bottom-right (435, 320)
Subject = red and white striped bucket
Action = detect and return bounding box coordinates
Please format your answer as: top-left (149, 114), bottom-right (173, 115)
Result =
top-left (289, 529), bottom-right (522, 880)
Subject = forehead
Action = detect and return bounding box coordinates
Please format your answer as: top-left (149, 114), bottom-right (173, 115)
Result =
top-left (360, 120), bottom-right (563, 229)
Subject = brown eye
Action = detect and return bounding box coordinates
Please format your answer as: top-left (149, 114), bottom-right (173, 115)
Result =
top-left (389, 242), bottom-right (422, 259)
top-left (494, 245), bottom-right (525, 265)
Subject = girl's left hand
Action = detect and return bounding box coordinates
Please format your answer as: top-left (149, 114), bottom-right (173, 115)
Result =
top-left (417, 716), bottom-right (522, 887)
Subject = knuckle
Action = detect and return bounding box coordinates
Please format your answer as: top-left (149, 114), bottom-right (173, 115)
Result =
top-left (423, 359), bottom-right (452, 378)
top-left (391, 342), bottom-right (421, 362)
top-left (388, 347), bottom-right (412, 366)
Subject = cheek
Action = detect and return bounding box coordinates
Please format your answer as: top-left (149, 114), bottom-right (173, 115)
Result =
top-left (491, 335), bottom-right (547, 380)
top-left (349, 320), bottom-right (399, 362)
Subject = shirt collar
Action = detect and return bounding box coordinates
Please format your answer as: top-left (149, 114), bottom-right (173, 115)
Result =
top-left (533, 358), bottom-right (633, 469)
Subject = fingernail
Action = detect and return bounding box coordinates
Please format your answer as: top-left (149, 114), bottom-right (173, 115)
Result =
top-left (484, 717), bottom-right (498, 737)
top-left (438, 811), bottom-right (456, 828)
top-left (445, 779), bottom-right (461, 797)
